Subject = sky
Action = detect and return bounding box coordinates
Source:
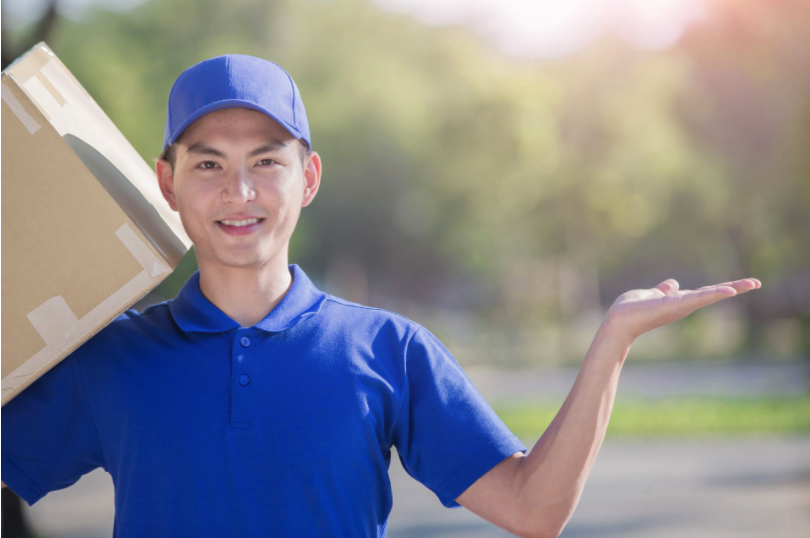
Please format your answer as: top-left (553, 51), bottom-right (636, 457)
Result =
top-left (3, 0), bottom-right (707, 59)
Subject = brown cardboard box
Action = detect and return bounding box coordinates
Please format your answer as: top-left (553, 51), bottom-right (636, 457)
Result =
top-left (1, 42), bottom-right (191, 406)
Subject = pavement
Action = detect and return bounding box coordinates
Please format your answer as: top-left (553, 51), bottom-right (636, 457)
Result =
top-left (16, 435), bottom-right (810, 538)
top-left (386, 435), bottom-right (810, 538)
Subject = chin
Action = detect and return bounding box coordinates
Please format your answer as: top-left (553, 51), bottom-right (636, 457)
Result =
top-left (221, 251), bottom-right (278, 268)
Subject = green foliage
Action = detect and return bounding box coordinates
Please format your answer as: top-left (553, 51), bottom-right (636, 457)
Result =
top-left (8, 0), bottom-right (806, 358)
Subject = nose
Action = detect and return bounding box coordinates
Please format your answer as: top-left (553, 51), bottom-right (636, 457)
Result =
top-left (221, 166), bottom-right (256, 204)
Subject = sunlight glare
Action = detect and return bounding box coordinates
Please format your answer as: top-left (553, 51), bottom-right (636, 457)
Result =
top-left (372, 0), bottom-right (707, 58)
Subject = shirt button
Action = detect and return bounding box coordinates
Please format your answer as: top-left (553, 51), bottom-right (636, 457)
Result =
top-left (240, 336), bottom-right (250, 347)
top-left (238, 375), bottom-right (250, 386)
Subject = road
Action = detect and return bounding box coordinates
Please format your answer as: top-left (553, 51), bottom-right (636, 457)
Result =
top-left (464, 357), bottom-right (810, 403)
top-left (386, 435), bottom-right (810, 538)
top-left (14, 435), bottom-right (810, 538)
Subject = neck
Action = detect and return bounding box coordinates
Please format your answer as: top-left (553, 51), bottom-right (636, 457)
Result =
top-left (196, 253), bottom-right (293, 328)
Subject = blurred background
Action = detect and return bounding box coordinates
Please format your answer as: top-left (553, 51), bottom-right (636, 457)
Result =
top-left (2, 0), bottom-right (808, 536)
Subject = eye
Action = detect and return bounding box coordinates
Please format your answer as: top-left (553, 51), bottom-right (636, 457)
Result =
top-left (197, 161), bottom-right (220, 170)
top-left (257, 158), bottom-right (278, 167)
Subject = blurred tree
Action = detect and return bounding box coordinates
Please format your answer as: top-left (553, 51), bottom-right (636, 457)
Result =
top-left (677, 0), bottom-right (810, 350)
top-left (3, 0), bottom-right (807, 363)
top-left (1, 0), bottom-right (58, 70)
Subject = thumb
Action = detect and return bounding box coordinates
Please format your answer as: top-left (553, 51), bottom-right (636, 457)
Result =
top-left (655, 278), bottom-right (679, 294)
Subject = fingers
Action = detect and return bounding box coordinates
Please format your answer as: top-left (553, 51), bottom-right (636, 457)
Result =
top-left (697, 278), bottom-right (761, 292)
top-left (659, 276), bottom-right (761, 311)
top-left (657, 278), bottom-right (762, 294)
top-left (683, 276), bottom-right (762, 309)
top-left (697, 281), bottom-right (734, 290)
top-left (681, 285), bottom-right (739, 310)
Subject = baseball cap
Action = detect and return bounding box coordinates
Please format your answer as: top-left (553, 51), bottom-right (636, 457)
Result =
top-left (163, 54), bottom-right (311, 152)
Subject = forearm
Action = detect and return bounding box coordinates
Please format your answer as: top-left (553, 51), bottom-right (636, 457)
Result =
top-left (517, 318), bottom-right (632, 537)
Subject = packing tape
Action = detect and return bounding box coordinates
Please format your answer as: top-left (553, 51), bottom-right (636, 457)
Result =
top-left (115, 221), bottom-right (171, 279)
top-left (1, 82), bottom-right (41, 135)
top-left (22, 61), bottom-right (75, 133)
top-left (22, 75), bottom-right (63, 124)
top-left (40, 58), bottom-right (88, 103)
top-left (1, 222), bottom-right (171, 404)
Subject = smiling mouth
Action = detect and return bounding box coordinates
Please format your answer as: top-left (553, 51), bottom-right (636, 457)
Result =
top-left (216, 218), bottom-right (266, 227)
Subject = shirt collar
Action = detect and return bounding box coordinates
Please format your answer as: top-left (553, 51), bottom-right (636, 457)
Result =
top-left (168, 263), bottom-right (328, 333)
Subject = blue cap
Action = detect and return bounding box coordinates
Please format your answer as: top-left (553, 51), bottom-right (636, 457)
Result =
top-left (163, 54), bottom-right (311, 152)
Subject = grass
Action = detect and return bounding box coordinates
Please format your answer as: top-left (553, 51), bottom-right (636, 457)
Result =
top-left (494, 393), bottom-right (810, 438)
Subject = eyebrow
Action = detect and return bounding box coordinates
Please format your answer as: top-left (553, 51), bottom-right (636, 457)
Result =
top-left (185, 140), bottom-right (289, 159)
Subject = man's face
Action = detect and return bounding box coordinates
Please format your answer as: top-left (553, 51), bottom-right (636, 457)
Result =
top-left (156, 107), bottom-right (321, 271)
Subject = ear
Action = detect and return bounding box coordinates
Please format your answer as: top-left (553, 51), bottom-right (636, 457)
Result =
top-left (156, 158), bottom-right (179, 211)
top-left (301, 151), bottom-right (322, 208)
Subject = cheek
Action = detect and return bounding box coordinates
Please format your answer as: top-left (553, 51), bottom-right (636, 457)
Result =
top-left (283, 173), bottom-right (307, 200)
top-left (277, 186), bottom-right (304, 220)
top-left (267, 177), bottom-right (303, 215)
top-left (175, 188), bottom-right (213, 229)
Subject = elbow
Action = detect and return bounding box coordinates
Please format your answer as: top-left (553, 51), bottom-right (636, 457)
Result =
top-left (514, 468), bottom-right (569, 538)
top-left (528, 527), bottom-right (562, 538)
top-left (521, 528), bottom-right (558, 538)
top-left (519, 517), bottom-right (562, 538)
top-left (517, 504), bottom-right (565, 538)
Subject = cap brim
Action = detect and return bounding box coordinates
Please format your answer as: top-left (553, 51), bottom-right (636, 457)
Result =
top-left (166, 99), bottom-right (304, 150)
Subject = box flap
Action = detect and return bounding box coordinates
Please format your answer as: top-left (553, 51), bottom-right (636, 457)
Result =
top-left (3, 42), bottom-right (191, 267)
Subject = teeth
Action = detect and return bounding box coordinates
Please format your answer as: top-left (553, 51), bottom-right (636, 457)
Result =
top-left (220, 218), bottom-right (261, 227)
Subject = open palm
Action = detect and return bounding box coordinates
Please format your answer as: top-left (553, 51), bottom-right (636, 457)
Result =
top-left (606, 277), bottom-right (762, 344)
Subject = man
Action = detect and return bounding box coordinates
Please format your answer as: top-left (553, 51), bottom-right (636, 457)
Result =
top-left (1, 54), bottom-right (760, 538)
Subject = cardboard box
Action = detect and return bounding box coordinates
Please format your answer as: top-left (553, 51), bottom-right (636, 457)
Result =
top-left (1, 42), bottom-right (192, 406)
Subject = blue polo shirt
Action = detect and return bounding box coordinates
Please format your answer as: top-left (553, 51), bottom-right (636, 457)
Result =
top-left (2, 263), bottom-right (527, 537)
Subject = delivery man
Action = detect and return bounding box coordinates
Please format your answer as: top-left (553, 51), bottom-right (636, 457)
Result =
top-left (1, 54), bottom-right (761, 537)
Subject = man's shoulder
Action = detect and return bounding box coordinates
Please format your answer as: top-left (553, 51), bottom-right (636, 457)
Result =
top-left (85, 301), bottom-right (175, 347)
top-left (320, 294), bottom-right (422, 337)
top-left (110, 300), bottom-right (173, 328)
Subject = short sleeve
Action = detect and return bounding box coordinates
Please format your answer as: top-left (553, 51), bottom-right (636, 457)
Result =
top-left (391, 326), bottom-right (527, 508)
top-left (1, 350), bottom-right (107, 506)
